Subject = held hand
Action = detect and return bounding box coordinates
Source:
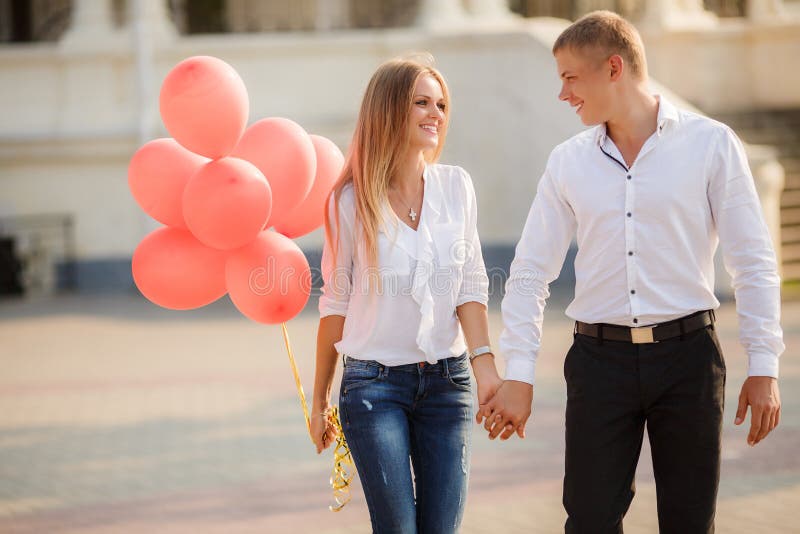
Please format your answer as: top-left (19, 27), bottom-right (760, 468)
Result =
top-left (735, 376), bottom-right (780, 446)
top-left (477, 380), bottom-right (533, 441)
top-left (477, 374), bottom-right (503, 408)
top-left (471, 354), bottom-right (503, 408)
top-left (310, 404), bottom-right (339, 454)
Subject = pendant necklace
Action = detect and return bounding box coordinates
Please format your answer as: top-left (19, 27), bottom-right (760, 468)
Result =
top-left (393, 184), bottom-right (421, 222)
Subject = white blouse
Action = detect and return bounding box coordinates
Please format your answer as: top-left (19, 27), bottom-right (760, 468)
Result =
top-left (318, 164), bottom-right (489, 365)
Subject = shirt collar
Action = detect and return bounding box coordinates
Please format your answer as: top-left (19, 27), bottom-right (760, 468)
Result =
top-left (421, 163), bottom-right (443, 220)
top-left (594, 123), bottom-right (608, 146)
top-left (655, 94), bottom-right (679, 136)
top-left (594, 94), bottom-right (680, 146)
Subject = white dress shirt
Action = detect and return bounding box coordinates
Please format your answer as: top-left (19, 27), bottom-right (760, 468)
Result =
top-left (319, 163), bottom-right (489, 365)
top-left (500, 96), bottom-right (784, 384)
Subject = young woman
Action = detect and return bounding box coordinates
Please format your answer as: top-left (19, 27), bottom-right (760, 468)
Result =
top-left (310, 57), bottom-right (501, 533)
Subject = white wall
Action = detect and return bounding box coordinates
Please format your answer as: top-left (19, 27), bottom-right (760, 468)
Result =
top-left (0, 18), bottom-right (586, 259)
top-left (0, 14), bottom-right (790, 269)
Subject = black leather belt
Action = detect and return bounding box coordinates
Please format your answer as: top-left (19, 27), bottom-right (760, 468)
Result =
top-left (575, 310), bottom-right (715, 344)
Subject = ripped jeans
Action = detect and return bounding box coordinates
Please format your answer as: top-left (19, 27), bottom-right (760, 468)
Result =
top-left (339, 354), bottom-right (473, 534)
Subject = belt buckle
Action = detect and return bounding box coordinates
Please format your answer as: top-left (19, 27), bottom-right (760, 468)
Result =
top-left (630, 326), bottom-right (655, 344)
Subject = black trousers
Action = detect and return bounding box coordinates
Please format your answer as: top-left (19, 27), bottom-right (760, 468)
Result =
top-left (563, 324), bottom-right (726, 534)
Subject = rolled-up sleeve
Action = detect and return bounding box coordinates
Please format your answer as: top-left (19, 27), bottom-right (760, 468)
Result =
top-left (500, 158), bottom-right (577, 385)
top-left (708, 127), bottom-right (784, 378)
top-left (457, 169), bottom-right (489, 307)
top-left (318, 192), bottom-right (355, 318)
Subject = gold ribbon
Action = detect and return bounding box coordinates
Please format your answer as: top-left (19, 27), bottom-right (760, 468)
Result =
top-left (280, 323), bottom-right (354, 512)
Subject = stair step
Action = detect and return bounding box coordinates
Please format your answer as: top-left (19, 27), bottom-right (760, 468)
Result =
top-left (781, 225), bottom-right (800, 244)
top-left (781, 190), bottom-right (800, 207)
top-left (782, 240), bottom-right (800, 255)
top-left (781, 261), bottom-right (800, 281)
top-left (782, 160), bottom-right (800, 171)
top-left (782, 208), bottom-right (800, 225)
top-left (781, 173), bottom-right (800, 188)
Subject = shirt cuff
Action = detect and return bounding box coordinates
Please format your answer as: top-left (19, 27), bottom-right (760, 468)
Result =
top-left (456, 293), bottom-right (489, 307)
top-left (504, 358), bottom-right (536, 385)
top-left (319, 309), bottom-right (347, 319)
top-left (318, 298), bottom-right (349, 318)
top-left (747, 350), bottom-right (779, 379)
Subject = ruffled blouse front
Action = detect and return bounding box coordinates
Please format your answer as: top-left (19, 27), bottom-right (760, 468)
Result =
top-left (319, 164), bottom-right (489, 365)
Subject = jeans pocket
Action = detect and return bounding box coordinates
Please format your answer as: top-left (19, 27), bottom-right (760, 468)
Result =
top-left (446, 358), bottom-right (472, 391)
top-left (341, 360), bottom-right (384, 394)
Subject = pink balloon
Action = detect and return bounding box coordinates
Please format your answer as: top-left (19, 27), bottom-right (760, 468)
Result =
top-left (274, 135), bottom-right (345, 238)
top-left (226, 231), bottom-right (311, 324)
top-left (182, 157), bottom-right (272, 250)
top-left (128, 138), bottom-right (209, 229)
top-left (233, 118), bottom-right (316, 228)
top-left (132, 227), bottom-right (227, 310)
top-left (159, 56), bottom-right (249, 159)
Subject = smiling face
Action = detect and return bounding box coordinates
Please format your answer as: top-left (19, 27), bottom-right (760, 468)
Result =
top-left (555, 46), bottom-right (616, 126)
top-left (407, 73), bottom-right (447, 153)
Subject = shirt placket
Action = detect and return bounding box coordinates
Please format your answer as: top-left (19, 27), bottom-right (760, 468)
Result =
top-left (622, 130), bottom-right (661, 326)
top-left (624, 163), bottom-right (639, 326)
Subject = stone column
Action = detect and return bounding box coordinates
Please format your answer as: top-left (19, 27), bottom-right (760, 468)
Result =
top-left (747, 0), bottom-right (787, 21)
top-left (415, 0), bottom-right (468, 29)
top-left (464, 0), bottom-right (515, 20)
top-left (134, 0), bottom-right (178, 41)
top-left (639, 0), bottom-right (717, 29)
top-left (130, 0), bottom-right (177, 236)
top-left (130, 0), bottom-right (176, 146)
top-left (59, 0), bottom-right (119, 48)
top-left (315, 0), bottom-right (350, 30)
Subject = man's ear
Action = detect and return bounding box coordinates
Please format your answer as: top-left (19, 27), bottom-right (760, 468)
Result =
top-left (608, 55), bottom-right (624, 81)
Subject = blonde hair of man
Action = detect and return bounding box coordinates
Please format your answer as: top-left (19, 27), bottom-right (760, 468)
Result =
top-left (325, 56), bottom-right (450, 269)
top-left (552, 10), bottom-right (648, 81)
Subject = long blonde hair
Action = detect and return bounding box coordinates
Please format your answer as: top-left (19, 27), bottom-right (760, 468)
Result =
top-left (324, 56), bottom-right (450, 269)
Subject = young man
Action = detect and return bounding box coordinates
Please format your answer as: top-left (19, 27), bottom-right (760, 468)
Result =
top-left (479, 11), bottom-right (784, 533)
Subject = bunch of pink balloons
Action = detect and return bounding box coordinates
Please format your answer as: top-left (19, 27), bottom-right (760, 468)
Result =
top-left (128, 56), bottom-right (345, 324)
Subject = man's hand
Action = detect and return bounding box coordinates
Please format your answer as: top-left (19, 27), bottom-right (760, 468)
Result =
top-left (476, 380), bottom-right (533, 440)
top-left (735, 376), bottom-right (780, 446)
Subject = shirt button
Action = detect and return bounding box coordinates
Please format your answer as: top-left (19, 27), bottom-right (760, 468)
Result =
top-left (628, 251), bottom-right (634, 256)
top-left (633, 318), bottom-right (639, 324)
top-left (627, 175), bottom-right (631, 180)
top-left (630, 290), bottom-right (636, 295)
top-left (627, 212), bottom-right (632, 217)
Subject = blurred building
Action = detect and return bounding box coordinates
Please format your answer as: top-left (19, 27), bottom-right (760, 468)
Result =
top-left (0, 0), bottom-right (798, 295)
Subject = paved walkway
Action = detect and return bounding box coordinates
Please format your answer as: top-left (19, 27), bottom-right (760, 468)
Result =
top-left (0, 294), bottom-right (797, 533)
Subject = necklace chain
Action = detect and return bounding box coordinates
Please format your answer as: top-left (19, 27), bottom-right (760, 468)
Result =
top-left (391, 181), bottom-right (422, 222)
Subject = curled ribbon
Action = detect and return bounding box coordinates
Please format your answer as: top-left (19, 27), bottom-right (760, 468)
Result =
top-left (280, 323), bottom-right (355, 511)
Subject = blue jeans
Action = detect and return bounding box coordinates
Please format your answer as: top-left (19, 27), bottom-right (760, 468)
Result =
top-left (339, 354), bottom-right (473, 534)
